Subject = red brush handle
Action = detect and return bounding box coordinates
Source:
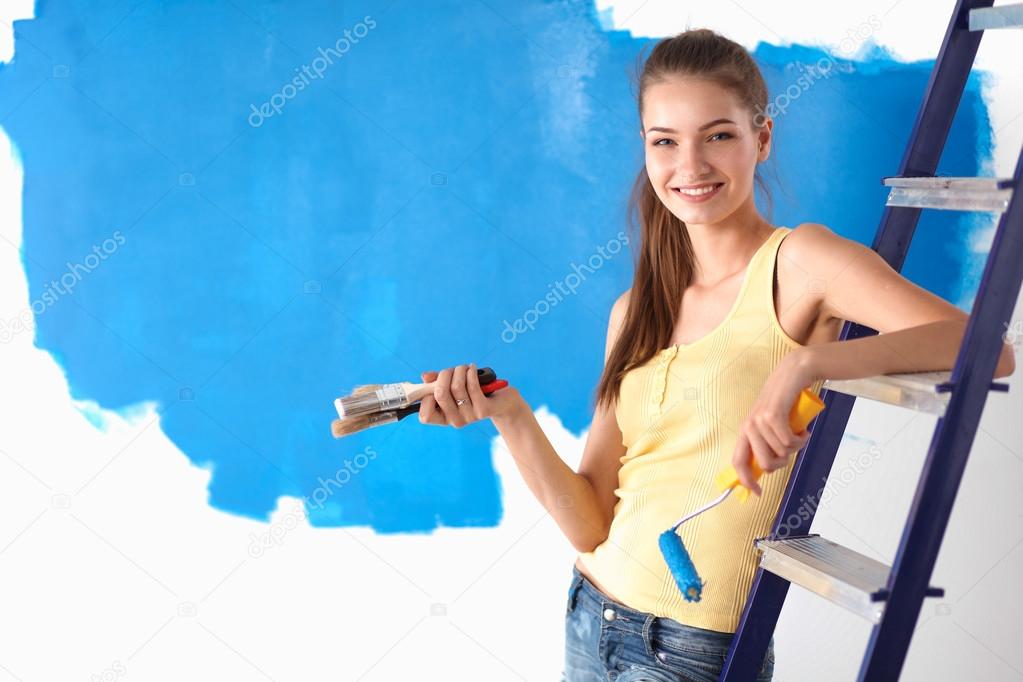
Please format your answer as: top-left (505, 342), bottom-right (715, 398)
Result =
top-left (481, 379), bottom-right (508, 394)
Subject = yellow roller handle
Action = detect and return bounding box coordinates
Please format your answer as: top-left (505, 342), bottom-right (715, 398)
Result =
top-left (713, 387), bottom-right (826, 502)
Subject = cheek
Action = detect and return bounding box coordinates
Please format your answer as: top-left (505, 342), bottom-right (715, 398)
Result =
top-left (645, 153), bottom-right (671, 182)
top-left (723, 145), bottom-right (758, 172)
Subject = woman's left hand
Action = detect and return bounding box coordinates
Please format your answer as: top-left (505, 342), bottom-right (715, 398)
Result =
top-left (732, 349), bottom-right (817, 497)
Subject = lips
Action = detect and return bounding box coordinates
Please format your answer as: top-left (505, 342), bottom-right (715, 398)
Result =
top-left (675, 180), bottom-right (724, 192)
top-left (672, 183), bottom-right (724, 199)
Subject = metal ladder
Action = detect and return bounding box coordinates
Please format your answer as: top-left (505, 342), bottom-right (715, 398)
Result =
top-left (720, 1), bottom-right (1023, 679)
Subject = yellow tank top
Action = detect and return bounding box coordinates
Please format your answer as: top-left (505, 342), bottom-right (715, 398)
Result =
top-left (577, 226), bottom-right (825, 633)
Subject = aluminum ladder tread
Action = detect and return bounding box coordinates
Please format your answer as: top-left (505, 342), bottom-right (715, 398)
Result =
top-left (969, 3), bottom-right (1023, 30)
top-left (755, 535), bottom-right (944, 624)
top-left (823, 370), bottom-right (1009, 416)
top-left (882, 175), bottom-right (1013, 212)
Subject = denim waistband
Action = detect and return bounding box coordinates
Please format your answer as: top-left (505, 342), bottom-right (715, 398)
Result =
top-left (568, 564), bottom-right (736, 656)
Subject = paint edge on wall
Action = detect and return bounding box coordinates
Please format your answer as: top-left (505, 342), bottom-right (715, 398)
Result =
top-left (0, 0), bottom-right (36, 64)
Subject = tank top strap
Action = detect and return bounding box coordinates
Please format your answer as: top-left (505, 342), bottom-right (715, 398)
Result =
top-left (730, 225), bottom-right (791, 320)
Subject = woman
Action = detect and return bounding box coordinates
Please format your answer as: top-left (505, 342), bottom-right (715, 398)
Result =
top-left (417, 29), bottom-right (1015, 681)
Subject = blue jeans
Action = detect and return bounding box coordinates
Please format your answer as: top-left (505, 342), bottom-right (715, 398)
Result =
top-left (562, 565), bottom-right (774, 681)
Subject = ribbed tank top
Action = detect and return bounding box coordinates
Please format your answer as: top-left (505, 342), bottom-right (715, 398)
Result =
top-left (577, 226), bottom-right (825, 633)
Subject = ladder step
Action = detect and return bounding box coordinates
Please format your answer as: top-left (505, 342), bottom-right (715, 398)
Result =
top-left (970, 3), bottom-right (1023, 30)
top-left (823, 371), bottom-right (1009, 417)
top-left (755, 535), bottom-right (944, 624)
top-left (882, 176), bottom-right (1013, 213)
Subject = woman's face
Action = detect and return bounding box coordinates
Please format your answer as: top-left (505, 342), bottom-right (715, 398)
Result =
top-left (640, 76), bottom-right (770, 227)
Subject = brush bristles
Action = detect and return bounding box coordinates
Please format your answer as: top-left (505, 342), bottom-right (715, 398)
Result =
top-left (331, 411), bottom-right (399, 438)
top-left (336, 391), bottom-right (384, 417)
top-left (333, 385), bottom-right (388, 421)
top-left (331, 418), bottom-right (367, 438)
top-left (337, 383), bottom-right (409, 417)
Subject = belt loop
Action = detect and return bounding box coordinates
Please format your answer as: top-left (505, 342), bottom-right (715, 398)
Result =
top-left (567, 572), bottom-right (584, 613)
top-left (642, 614), bottom-right (657, 656)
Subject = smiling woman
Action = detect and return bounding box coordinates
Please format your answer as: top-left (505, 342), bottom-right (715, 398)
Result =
top-left (412, 23), bottom-right (1015, 682)
top-left (423, 27), bottom-right (790, 681)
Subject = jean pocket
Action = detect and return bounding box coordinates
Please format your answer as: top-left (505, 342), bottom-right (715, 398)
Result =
top-left (650, 640), bottom-right (727, 681)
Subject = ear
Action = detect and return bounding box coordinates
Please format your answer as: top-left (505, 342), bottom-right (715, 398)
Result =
top-left (757, 118), bottom-right (774, 161)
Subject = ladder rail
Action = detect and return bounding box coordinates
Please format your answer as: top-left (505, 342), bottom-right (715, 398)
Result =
top-left (719, 334), bottom-right (863, 680)
top-left (720, 0), bottom-right (996, 678)
top-left (859, 102), bottom-right (1023, 682)
top-left (874, 0), bottom-right (994, 270)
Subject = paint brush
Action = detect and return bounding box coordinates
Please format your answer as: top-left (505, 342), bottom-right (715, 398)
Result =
top-left (331, 378), bottom-right (508, 438)
top-left (334, 367), bottom-right (498, 418)
top-left (346, 367), bottom-right (493, 399)
top-left (659, 387), bottom-right (826, 602)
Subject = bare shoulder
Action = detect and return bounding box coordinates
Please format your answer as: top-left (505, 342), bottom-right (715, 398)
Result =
top-left (772, 223), bottom-right (863, 342)
top-left (778, 223), bottom-right (866, 295)
top-left (610, 289), bottom-right (631, 323)
top-left (780, 222), bottom-right (967, 332)
top-left (781, 223), bottom-right (861, 264)
top-left (605, 289), bottom-right (631, 357)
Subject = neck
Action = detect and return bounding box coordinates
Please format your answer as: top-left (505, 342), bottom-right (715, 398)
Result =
top-left (683, 197), bottom-right (774, 286)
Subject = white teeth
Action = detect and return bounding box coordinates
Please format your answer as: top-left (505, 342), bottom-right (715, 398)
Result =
top-left (675, 184), bottom-right (720, 196)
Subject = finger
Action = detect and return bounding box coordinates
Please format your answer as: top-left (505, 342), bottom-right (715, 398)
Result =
top-left (450, 363), bottom-right (475, 424)
top-left (465, 363), bottom-right (486, 418)
top-left (754, 413), bottom-right (789, 460)
top-left (419, 371), bottom-right (442, 425)
top-left (731, 433), bottom-right (759, 495)
top-left (766, 416), bottom-right (807, 455)
top-left (432, 368), bottom-right (465, 427)
top-left (745, 426), bottom-right (777, 491)
top-left (765, 423), bottom-right (793, 478)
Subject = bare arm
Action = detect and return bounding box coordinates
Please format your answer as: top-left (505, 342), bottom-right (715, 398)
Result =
top-left (732, 225), bottom-right (1015, 494)
top-left (787, 224), bottom-right (1016, 380)
top-left (491, 291), bottom-right (631, 553)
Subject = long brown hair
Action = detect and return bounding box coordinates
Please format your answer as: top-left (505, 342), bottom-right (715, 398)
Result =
top-left (593, 28), bottom-right (775, 412)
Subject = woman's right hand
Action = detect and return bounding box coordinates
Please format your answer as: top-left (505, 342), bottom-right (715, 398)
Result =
top-left (418, 363), bottom-right (524, 427)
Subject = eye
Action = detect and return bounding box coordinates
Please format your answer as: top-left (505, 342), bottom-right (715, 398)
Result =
top-left (709, 132), bottom-right (733, 141)
top-left (652, 138), bottom-right (673, 146)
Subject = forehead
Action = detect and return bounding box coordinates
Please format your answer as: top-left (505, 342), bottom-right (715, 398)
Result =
top-left (641, 77), bottom-right (746, 129)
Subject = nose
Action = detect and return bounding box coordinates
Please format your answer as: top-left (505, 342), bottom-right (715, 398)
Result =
top-left (675, 140), bottom-right (711, 180)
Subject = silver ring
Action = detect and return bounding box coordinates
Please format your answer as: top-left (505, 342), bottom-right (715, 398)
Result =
top-left (456, 398), bottom-right (467, 406)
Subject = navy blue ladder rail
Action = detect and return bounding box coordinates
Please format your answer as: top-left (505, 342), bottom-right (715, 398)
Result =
top-left (720, 1), bottom-right (1022, 680)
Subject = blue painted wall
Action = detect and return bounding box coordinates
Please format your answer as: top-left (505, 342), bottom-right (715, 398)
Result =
top-left (0, 0), bottom-right (991, 530)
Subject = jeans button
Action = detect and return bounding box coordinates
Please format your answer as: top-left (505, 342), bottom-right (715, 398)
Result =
top-left (602, 607), bottom-right (616, 621)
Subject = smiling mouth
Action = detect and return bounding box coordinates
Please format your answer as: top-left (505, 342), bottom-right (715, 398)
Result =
top-left (672, 183), bottom-right (724, 197)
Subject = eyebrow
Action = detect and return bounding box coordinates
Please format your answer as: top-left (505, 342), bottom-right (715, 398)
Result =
top-left (646, 118), bottom-right (737, 134)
